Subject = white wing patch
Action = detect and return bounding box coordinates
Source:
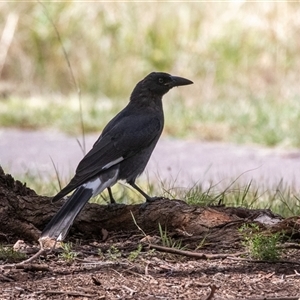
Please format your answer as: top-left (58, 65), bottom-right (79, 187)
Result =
top-left (83, 168), bottom-right (119, 196)
top-left (102, 157), bottom-right (124, 170)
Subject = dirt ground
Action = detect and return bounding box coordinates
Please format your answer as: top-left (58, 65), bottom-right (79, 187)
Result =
top-left (1, 231), bottom-right (300, 300)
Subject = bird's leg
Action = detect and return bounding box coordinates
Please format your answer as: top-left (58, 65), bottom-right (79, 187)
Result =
top-left (129, 182), bottom-right (161, 202)
top-left (107, 187), bottom-right (116, 204)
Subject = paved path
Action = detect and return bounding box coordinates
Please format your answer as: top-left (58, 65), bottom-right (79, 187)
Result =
top-left (1, 128), bottom-right (300, 192)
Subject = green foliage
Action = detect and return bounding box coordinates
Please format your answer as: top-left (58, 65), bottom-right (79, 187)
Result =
top-left (183, 183), bottom-right (222, 206)
top-left (0, 245), bottom-right (26, 263)
top-left (158, 223), bottom-right (184, 249)
top-left (128, 244), bottom-right (143, 261)
top-left (107, 245), bottom-right (121, 260)
top-left (183, 181), bottom-right (260, 208)
top-left (181, 180), bottom-right (300, 218)
top-left (59, 242), bottom-right (78, 263)
top-left (3, 94), bottom-right (300, 148)
top-left (239, 224), bottom-right (282, 261)
top-left (195, 235), bottom-right (208, 250)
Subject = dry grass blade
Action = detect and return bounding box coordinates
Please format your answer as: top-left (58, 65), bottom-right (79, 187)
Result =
top-left (0, 13), bottom-right (18, 76)
top-left (38, 0), bottom-right (85, 154)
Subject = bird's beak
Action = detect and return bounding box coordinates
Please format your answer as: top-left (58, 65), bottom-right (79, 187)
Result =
top-left (168, 76), bottom-right (193, 87)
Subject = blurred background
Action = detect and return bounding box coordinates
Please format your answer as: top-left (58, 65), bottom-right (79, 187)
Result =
top-left (1, 1), bottom-right (300, 147)
top-left (2, 2), bottom-right (300, 214)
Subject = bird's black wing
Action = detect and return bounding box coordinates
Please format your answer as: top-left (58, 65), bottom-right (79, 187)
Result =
top-left (53, 114), bottom-right (162, 201)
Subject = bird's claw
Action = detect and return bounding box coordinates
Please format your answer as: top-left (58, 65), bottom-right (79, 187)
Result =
top-left (146, 196), bottom-right (163, 203)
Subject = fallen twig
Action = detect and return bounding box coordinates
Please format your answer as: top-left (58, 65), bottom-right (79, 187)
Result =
top-left (15, 263), bottom-right (50, 272)
top-left (122, 285), bottom-right (137, 296)
top-left (285, 270), bottom-right (300, 278)
top-left (248, 296), bottom-right (300, 300)
top-left (19, 247), bottom-right (46, 264)
top-left (278, 242), bottom-right (300, 250)
top-left (0, 272), bottom-right (14, 282)
top-left (204, 284), bottom-right (217, 300)
top-left (227, 256), bottom-right (300, 265)
top-left (2, 263), bottom-right (50, 272)
top-left (0, 244), bottom-right (49, 272)
top-left (35, 290), bottom-right (94, 297)
top-left (148, 244), bottom-right (245, 259)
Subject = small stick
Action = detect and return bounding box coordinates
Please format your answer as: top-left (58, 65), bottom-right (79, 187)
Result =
top-left (35, 290), bottom-right (94, 297)
top-left (204, 285), bottom-right (217, 300)
top-left (148, 244), bottom-right (245, 259)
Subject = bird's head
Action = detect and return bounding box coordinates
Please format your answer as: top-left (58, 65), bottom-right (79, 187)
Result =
top-left (131, 72), bottom-right (193, 99)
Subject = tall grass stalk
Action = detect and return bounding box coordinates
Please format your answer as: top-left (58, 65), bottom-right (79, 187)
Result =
top-left (39, 1), bottom-right (85, 154)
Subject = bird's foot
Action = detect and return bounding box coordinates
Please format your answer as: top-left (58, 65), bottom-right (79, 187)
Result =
top-left (139, 197), bottom-right (163, 211)
top-left (146, 196), bottom-right (164, 203)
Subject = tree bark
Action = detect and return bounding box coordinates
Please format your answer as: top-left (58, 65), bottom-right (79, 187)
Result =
top-left (0, 166), bottom-right (298, 244)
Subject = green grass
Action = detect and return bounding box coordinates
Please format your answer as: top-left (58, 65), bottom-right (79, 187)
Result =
top-left (165, 95), bottom-right (300, 147)
top-left (2, 93), bottom-right (300, 148)
top-left (158, 223), bottom-right (185, 250)
top-left (175, 179), bottom-right (300, 218)
top-left (16, 168), bottom-right (300, 219)
top-left (0, 244), bottom-right (26, 263)
top-left (239, 224), bottom-right (283, 261)
top-left (0, 96), bottom-right (122, 135)
top-left (59, 242), bottom-right (78, 263)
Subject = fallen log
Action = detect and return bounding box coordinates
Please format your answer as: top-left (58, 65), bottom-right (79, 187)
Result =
top-left (0, 166), bottom-right (298, 244)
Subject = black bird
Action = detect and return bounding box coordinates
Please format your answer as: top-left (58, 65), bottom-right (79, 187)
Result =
top-left (41, 72), bottom-right (193, 241)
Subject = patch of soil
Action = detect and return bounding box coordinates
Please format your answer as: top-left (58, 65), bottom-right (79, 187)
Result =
top-left (1, 233), bottom-right (300, 300)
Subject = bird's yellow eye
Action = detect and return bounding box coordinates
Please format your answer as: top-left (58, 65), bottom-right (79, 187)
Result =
top-left (158, 78), bottom-right (164, 84)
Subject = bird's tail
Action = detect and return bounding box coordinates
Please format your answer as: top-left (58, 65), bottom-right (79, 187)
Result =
top-left (40, 186), bottom-right (93, 241)
top-left (41, 169), bottom-right (119, 241)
